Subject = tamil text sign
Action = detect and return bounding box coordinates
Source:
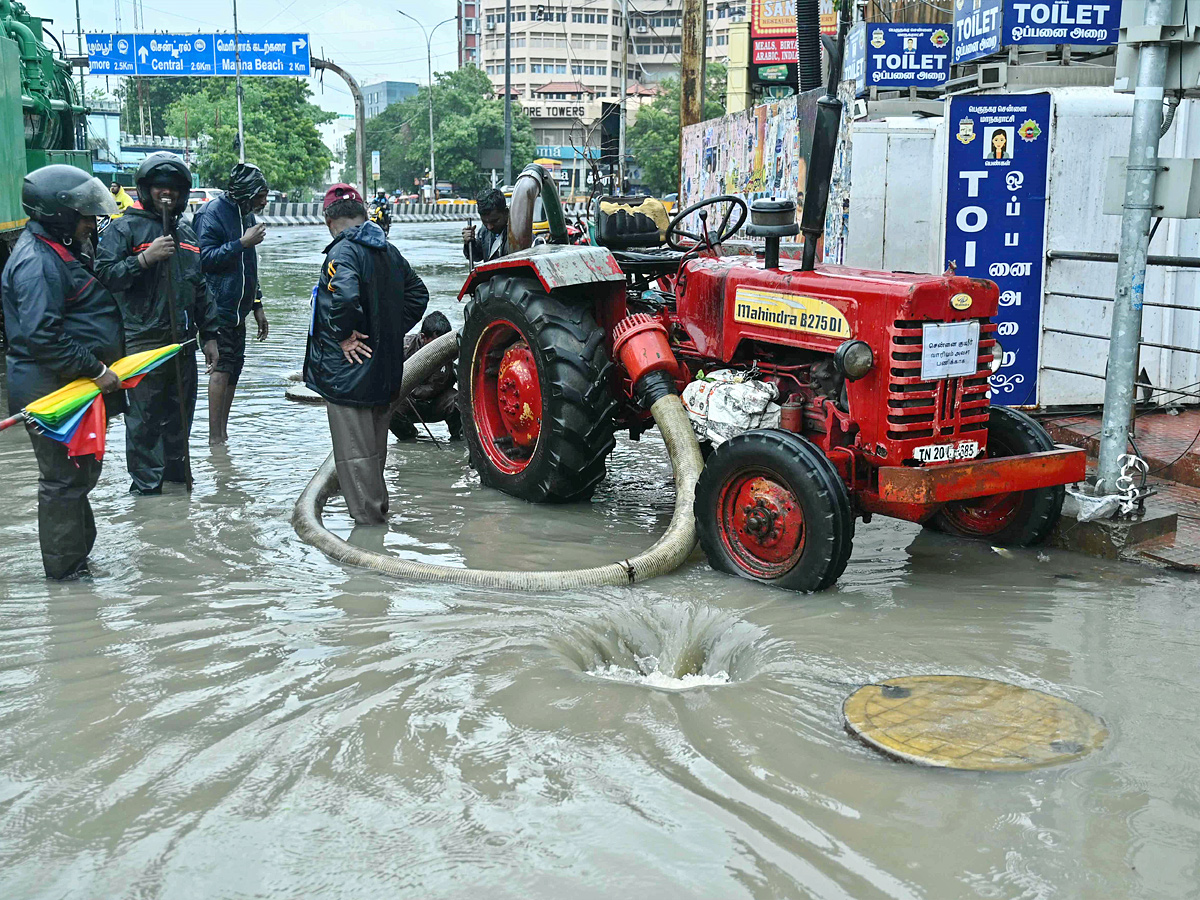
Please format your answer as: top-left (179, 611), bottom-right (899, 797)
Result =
top-left (844, 23), bottom-right (950, 95)
top-left (943, 93), bottom-right (1052, 405)
top-left (953, 0), bottom-right (1121, 63)
top-left (750, 0), bottom-right (836, 64)
top-left (85, 33), bottom-right (310, 77)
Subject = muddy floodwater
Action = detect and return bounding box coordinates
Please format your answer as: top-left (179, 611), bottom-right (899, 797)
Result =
top-left (2, 223), bottom-right (1199, 899)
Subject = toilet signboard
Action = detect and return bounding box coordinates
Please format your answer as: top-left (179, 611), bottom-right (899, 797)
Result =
top-left (953, 0), bottom-right (1122, 64)
top-left (844, 23), bottom-right (951, 96)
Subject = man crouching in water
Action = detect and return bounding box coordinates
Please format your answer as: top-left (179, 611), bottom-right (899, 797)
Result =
top-left (303, 184), bottom-right (429, 525)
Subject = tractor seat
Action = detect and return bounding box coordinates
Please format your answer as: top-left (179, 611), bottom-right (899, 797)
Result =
top-left (592, 196), bottom-right (671, 249)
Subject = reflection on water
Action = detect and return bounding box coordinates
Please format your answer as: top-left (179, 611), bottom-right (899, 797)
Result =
top-left (1, 224), bottom-right (1198, 898)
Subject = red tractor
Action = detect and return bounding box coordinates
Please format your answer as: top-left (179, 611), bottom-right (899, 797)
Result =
top-left (455, 164), bottom-right (1085, 592)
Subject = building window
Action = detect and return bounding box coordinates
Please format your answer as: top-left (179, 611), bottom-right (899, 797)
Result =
top-left (597, 13), bottom-right (607, 23)
top-left (572, 63), bottom-right (582, 75)
top-left (596, 64), bottom-right (606, 74)
top-left (531, 63), bottom-right (542, 73)
top-left (716, 33), bottom-right (728, 45)
top-left (515, 63), bottom-right (526, 72)
top-left (572, 11), bottom-right (581, 21)
top-left (706, 35), bottom-right (713, 45)
top-left (486, 13), bottom-right (494, 25)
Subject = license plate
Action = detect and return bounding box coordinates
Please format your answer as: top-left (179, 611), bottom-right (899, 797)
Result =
top-left (921, 321), bottom-right (980, 380)
top-left (913, 440), bottom-right (980, 463)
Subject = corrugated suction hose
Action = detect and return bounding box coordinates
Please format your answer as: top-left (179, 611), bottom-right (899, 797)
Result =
top-left (292, 330), bottom-right (703, 589)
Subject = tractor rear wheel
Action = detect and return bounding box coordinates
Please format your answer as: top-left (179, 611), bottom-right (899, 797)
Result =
top-left (931, 406), bottom-right (1064, 546)
top-left (458, 275), bottom-right (616, 503)
top-left (694, 430), bottom-right (855, 593)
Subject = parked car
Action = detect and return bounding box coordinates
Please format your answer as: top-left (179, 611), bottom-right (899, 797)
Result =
top-left (188, 188), bottom-right (222, 212)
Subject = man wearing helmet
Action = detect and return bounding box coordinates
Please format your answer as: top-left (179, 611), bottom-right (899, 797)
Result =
top-left (0, 165), bottom-right (122, 578)
top-left (96, 152), bottom-right (219, 494)
top-left (195, 162), bottom-right (271, 444)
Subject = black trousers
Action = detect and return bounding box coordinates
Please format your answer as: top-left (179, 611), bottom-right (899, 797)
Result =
top-left (125, 351), bottom-right (198, 492)
top-left (28, 430), bottom-right (103, 579)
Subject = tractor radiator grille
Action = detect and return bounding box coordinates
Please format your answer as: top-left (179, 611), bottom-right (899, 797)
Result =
top-left (886, 319), bottom-right (995, 442)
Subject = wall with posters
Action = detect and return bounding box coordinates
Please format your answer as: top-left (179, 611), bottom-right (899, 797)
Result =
top-left (679, 90), bottom-right (821, 216)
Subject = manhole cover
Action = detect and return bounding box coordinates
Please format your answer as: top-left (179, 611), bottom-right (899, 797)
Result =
top-left (843, 675), bottom-right (1107, 771)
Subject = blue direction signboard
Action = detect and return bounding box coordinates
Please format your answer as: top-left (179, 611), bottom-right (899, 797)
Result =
top-left (84, 33), bottom-right (309, 77)
top-left (846, 23), bottom-right (951, 96)
top-left (953, 0), bottom-right (1004, 63)
top-left (943, 93), bottom-right (1052, 406)
top-left (1004, 0), bottom-right (1122, 46)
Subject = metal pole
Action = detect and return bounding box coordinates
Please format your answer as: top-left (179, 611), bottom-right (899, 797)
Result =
top-left (74, 0), bottom-right (84, 101)
top-left (503, 0), bottom-right (512, 185)
top-left (680, 0), bottom-right (706, 130)
top-left (232, 0), bottom-right (246, 163)
top-left (427, 31), bottom-right (436, 200)
top-left (618, 0), bottom-right (629, 191)
top-left (1095, 0), bottom-right (1172, 493)
top-left (312, 56), bottom-right (367, 199)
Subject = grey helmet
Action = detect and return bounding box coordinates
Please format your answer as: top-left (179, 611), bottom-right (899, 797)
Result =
top-left (21, 165), bottom-right (118, 240)
top-left (136, 152), bottom-right (192, 216)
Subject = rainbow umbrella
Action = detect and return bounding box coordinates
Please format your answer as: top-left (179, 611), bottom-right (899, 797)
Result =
top-left (1, 343), bottom-right (185, 457)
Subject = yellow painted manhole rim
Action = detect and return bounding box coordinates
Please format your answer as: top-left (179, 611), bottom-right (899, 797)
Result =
top-left (843, 675), bottom-right (1107, 771)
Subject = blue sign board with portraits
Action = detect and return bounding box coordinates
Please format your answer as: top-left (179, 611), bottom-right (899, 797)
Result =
top-left (853, 24), bottom-right (952, 96)
top-left (85, 33), bottom-right (310, 77)
top-left (1003, 0), bottom-right (1122, 46)
top-left (953, 0), bottom-right (1005, 63)
top-left (843, 22), bottom-right (867, 84)
top-left (944, 93), bottom-right (1052, 406)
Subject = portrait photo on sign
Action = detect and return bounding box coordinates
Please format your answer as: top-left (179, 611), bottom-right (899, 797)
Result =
top-left (903, 36), bottom-right (918, 52)
top-left (985, 126), bottom-right (1014, 160)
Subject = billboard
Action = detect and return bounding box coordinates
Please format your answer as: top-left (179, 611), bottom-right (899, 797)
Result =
top-left (85, 33), bottom-right (311, 77)
top-left (843, 23), bottom-right (951, 96)
top-left (953, 0), bottom-right (1121, 64)
top-left (750, 0), bottom-right (837, 65)
top-left (943, 93), bottom-right (1052, 405)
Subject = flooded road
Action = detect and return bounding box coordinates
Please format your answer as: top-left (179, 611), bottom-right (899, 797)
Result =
top-left (2, 223), bottom-right (1198, 899)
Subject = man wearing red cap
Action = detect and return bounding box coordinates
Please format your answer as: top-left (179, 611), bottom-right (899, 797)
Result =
top-left (303, 184), bottom-right (429, 524)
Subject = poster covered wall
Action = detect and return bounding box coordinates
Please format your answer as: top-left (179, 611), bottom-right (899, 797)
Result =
top-left (943, 92), bottom-right (1052, 406)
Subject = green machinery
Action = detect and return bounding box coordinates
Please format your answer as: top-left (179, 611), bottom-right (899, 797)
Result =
top-left (1, 0), bottom-right (90, 246)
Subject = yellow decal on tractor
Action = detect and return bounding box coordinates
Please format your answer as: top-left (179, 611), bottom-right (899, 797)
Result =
top-left (733, 287), bottom-right (851, 339)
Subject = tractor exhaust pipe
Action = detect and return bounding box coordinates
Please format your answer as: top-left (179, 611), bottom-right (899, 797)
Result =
top-left (799, 0), bottom-right (853, 271)
top-left (795, 0), bottom-right (823, 92)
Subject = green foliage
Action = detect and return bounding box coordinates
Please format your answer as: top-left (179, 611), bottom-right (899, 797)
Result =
top-left (342, 66), bottom-right (536, 194)
top-left (164, 79), bottom-right (334, 194)
top-left (627, 63), bottom-right (727, 196)
top-left (116, 77), bottom-right (206, 135)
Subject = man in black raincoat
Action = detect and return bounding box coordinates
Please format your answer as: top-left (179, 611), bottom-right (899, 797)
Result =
top-left (97, 152), bottom-right (219, 493)
top-left (304, 184), bottom-right (429, 525)
top-left (195, 162), bottom-right (271, 444)
top-left (1, 166), bottom-right (122, 579)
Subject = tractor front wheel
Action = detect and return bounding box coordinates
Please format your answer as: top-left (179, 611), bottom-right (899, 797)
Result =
top-left (458, 275), bottom-right (616, 503)
top-left (694, 430), bottom-right (855, 593)
top-left (931, 406), bottom-right (1065, 546)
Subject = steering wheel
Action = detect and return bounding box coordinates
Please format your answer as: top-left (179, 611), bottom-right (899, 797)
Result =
top-left (666, 194), bottom-right (748, 251)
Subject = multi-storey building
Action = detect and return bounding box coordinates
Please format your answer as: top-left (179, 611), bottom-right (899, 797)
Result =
top-left (459, 1), bottom-right (481, 66)
top-left (470, 0), bottom-right (746, 190)
top-left (362, 81), bottom-right (420, 119)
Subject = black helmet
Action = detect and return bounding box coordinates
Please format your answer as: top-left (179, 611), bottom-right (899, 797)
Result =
top-left (136, 152), bottom-right (191, 216)
top-left (226, 162), bottom-right (268, 207)
top-left (22, 165), bottom-right (118, 238)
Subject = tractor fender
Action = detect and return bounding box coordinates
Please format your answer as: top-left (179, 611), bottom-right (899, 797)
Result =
top-left (457, 244), bottom-right (625, 301)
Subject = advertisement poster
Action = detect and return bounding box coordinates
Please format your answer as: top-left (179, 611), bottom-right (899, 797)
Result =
top-left (944, 93), bottom-right (1052, 406)
top-left (843, 23), bottom-right (950, 96)
top-left (952, 0), bottom-right (1004, 63)
top-left (750, 0), bottom-right (837, 64)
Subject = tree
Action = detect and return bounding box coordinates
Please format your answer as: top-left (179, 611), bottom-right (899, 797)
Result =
top-left (342, 66), bottom-right (536, 195)
top-left (627, 63), bottom-right (727, 196)
top-left (116, 77), bottom-right (206, 135)
top-left (164, 79), bottom-right (334, 194)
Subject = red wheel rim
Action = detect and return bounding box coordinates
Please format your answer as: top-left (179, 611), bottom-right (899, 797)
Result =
top-left (716, 468), bottom-right (806, 578)
top-left (471, 319), bottom-right (543, 475)
top-left (939, 434), bottom-right (1024, 536)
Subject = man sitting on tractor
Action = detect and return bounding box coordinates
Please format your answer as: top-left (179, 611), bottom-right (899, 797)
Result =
top-left (462, 188), bottom-right (509, 262)
top-left (390, 311), bottom-right (460, 441)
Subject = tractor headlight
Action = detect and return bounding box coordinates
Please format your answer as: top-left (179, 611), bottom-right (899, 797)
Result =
top-left (988, 339), bottom-right (1004, 374)
top-left (834, 340), bottom-right (874, 381)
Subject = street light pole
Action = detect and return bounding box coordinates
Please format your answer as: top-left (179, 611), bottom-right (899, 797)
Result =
top-left (504, 0), bottom-right (512, 185)
top-left (398, 11), bottom-right (455, 202)
top-left (618, 0), bottom-right (629, 190)
top-left (232, 0), bottom-right (246, 163)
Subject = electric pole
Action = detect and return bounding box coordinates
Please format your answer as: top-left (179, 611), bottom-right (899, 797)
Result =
top-left (503, 0), bottom-right (512, 185)
top-left (1095, 0), bottom-right (1174, 493)
top-left (680, 0), bottom-right (706, 130)
top-left (233, 0), bottom-right (246, 163)
top-left (618, 0), bottom-right (629, 190)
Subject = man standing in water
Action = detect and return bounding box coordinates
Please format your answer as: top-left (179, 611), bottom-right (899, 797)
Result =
top-left (196, 163), bottom-right (271, 444)
top-left (97, 153), bottom-right (219, 494)
top-left (462, 188), bottom-right (509, 262)
top-left (1, 166), bottom-right (122, 578)
top-left (304, 184), bottom-right (429, 525)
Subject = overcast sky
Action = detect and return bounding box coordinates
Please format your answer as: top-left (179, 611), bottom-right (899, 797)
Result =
top-left (39, 0), bottom-right (463, 116)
